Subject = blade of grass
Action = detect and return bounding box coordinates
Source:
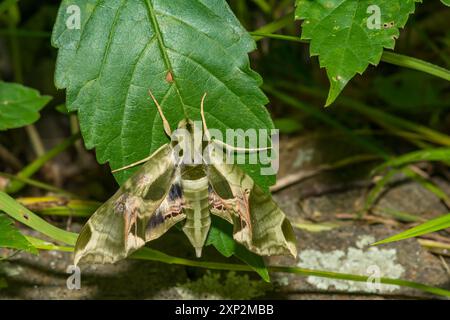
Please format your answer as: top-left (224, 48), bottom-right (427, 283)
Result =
top-left (373, 213), bottom-right (450, 246)
top-left (375, 148), bottom-right (450, 173)
top-left (17, 197), bottom-right (100, 218)
top-left (364, 169), bottom-right (398, 212)
top-left (2, 191), bottom-right (449, 297)
top-left (29, 236), bottom-right (450, 298)
top-left (418, 239), bottom-right (450, 251)
top-left (0, 191), bottom-right (77, 245)
top-left (377, 208), bottom-right (423, 223)
top-left (0, 172), bottom-right (78, 197)
top-left (271, 84), bottom-right (450, 217)
top-left (263, 84), bottom-right (390, 159)
top-left (283, 82), bottom-right (450, 147)
top-left (5, 133), bottom-right (80, 194)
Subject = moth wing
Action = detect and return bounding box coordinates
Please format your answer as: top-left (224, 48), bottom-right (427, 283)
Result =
top-left (207, 149), bottom-right (297, 258)
top-left (145, 183), bottom-right (186, 242)
top-left (74, 144), bottom-right (178, 265)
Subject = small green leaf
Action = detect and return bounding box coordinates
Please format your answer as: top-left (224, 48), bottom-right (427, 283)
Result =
top-left (441, 0), bottom-right (450, 7)
top-left (295, 0), bottom-right (420, 106)
top-left (373, 213), bottom-right (450, 245)
top-left (0, 81), bottom-right (52, 130)
top-left (0, 214), bottom-right (38, 254)
top-left (207, 217), bottom-right (270, 282)
top-left (52, 0), bottom-right (275, 190)
top-left (206, 218), bottom-right (236, 258)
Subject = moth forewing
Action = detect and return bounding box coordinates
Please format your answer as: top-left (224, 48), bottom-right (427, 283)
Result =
top-left (74, 144), bottom-right (181, 265)
top-left (206, 146), bottom-right (297, 258)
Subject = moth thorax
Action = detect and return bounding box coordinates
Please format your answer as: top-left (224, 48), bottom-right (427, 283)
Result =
top-left (173, 119), bottom-right (203, 165)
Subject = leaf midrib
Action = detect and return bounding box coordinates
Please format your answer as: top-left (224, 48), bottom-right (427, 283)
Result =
top-left (144, 0), bottom-right (189, 119)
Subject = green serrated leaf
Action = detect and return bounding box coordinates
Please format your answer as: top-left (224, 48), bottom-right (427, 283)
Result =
top-left (295, 0), bottom-right (420, 106)
top-left (52, 0), bottom-right (275, 190)
top-left (0, 82), bottom-right (52, 130)
top-left (207, 216), bottom-right (270, 282)
top-left (373, 213), bottom-right (450, 245)
top-left (0, 214), bottom-right (38, 255)
top-left (441, 0), bottom-right (450, 7)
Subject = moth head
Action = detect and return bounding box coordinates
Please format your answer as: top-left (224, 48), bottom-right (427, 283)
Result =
top-left (177, 118), bottom-right (194, 133)
top-left (171, 119), bottom-right (204, 165)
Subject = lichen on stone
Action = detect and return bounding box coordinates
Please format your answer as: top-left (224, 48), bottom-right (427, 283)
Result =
top-left (298, 235), bottom-right (405, 293)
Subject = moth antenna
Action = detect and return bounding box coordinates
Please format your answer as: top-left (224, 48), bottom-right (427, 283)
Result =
top-left (111, 155), bottom-right (154, 173)
top-left (148, 89), bottom-right (172, 137)
top-left (200, 93), bottom-right (211, 141)
top-left (213, 139), bottom-right (272, 154)
top-left (200, 92), bottom-right (272, 154)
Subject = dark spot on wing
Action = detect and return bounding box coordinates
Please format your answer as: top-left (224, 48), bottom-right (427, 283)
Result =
top-left (168, 183), bottom-right (183, 201)
top-left (144, 169), bottom-right (174, 201)
top-left (148, 210), bottom-right (165, 230)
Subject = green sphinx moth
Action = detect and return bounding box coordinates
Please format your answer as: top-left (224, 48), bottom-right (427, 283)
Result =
top-left (74, 92), bottom-right (297, 265)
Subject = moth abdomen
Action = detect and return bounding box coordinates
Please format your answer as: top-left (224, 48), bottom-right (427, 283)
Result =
top-left (181, 177), bottom-right (211, 257)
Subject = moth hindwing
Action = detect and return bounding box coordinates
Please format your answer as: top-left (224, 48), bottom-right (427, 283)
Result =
top-left (74, 97), bottom-right (297, 265)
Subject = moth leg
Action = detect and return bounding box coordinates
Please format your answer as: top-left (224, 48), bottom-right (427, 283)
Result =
top-left (209, 192), bottom-right (235, 224)
top-left (165, 203), bottom-right (184, 220)
top-left (234, 189), bottom-right (252, 234)
top-left (209, 192), bottom-right (234, 211)
top-left (209, 190), bottom-right (251, 233)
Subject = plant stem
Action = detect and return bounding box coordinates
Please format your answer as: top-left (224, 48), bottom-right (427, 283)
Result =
top-left (381, 51), bottom-right (450, 82)
top-left (252, 12), bottom-right (295, 40)
top-left (253, 32), bottom-right (450, 82)
top-left (6, 4), bottom-right (47, 159)
top-left (17, 196), bottom-right (100, 217)
top-left (25, 125), bottom-right (45, 157)
top-left (0, 172), bottom-right (77, 197)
